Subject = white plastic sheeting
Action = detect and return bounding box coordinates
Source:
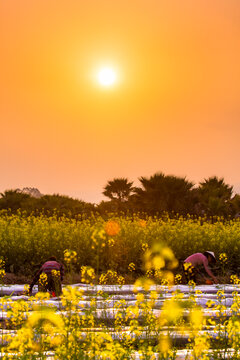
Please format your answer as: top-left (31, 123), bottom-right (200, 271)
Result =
top-left (1, 283), bottom-right (240, 294)
top-left (0, 349), bottom-right (238, 360)
top-left (0, 283), bottom-right (240, 359)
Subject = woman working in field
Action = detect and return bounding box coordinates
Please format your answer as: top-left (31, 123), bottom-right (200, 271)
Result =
top-left (29, 256), bottom-right (64, 296)
top-left (183, 251), bottom-right (218, 284)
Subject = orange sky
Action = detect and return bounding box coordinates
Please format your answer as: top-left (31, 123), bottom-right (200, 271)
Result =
top-left (1, 0), bottom-right (240, 202)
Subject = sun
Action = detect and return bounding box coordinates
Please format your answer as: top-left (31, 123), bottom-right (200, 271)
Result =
top-left (98, 67), bottom-right (116, 87)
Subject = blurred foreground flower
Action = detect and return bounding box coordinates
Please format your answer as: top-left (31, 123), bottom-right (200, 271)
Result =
top-left (144, 243), bottom-right (178, 285)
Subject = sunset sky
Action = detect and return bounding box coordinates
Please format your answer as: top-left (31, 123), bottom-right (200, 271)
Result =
top-left (1, 0), bottom-right (240, 203)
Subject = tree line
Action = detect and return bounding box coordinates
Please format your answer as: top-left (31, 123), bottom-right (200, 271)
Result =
top-left (100, 174), bottom-right (240, 217)
top-left (1, 173), bottom-right (240, 218)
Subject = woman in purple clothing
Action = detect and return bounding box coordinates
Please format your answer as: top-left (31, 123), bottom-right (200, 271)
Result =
top-left (29, 256), bottom-right (64, 296)
top-left (183, 251), bottom-right (218, 284)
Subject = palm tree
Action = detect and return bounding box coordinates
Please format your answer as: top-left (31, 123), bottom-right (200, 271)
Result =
top-left (196, 176), bottom-right (233, 216)
top-left (103, 178), bottom-right (134, 203)
top-left (133, 172), bottom-right (194, 215)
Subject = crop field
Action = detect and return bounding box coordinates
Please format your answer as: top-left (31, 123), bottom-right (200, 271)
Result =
top-left (0, 213), bottom-right (240, 358)
top-left (1, 283), bottom-right (240, 359)
top-left (0, 212), bottom-right (240, 276)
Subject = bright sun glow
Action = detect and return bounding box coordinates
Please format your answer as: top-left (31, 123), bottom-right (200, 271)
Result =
top-left (98, 67), bottom-right (116, 86)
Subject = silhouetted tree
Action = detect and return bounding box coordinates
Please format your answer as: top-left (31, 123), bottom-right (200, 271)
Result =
top-left (133, 172), bottom-right (195, 215)
top-left (37, 194), bottom-right (95, 217)
top-left (0, 190), bottom-right (95, 217)
top-left (0, 190), bottom-right (31, 212)
top-left (103, 178), bottom-right (134, 202)
top-left (230, 194), bottom-right (240, 218)
top-left (97, 200), bottom-right (119, 214)
top-left (196, 176), bottom-right (233, 216)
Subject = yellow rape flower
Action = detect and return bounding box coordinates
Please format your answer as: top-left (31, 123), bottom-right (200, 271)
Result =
top-left (219, 252), bottom-right (228, 263)
top-left (81, 266), bottom-right (95, 284)
top-left (64, 249), bottom-right (77, 264)
top-left (128, 262), bottom-right (136, 272)
top-left (175, 273), bottom-right (182, 284)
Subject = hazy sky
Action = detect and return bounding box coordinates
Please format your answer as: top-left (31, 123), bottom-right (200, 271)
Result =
top-left (1, 0), bottom-right (240, 203)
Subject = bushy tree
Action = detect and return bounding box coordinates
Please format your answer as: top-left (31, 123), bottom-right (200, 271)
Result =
top-left (0, 190), bottom-right (95, 217)
top-left (133, 172), bottom-right (195, 215)
top-left (0, 190), bottom-right (32, 212)
top-left (37, 194), bottom-right (95, 217)
top-left (230, 194), bottom-right (240, 217)
top-left (196, 176), bottom-right (233, 216)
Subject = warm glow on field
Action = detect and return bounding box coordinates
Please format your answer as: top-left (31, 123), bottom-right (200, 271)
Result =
top-left (98, 67), bottom-right (116, 86)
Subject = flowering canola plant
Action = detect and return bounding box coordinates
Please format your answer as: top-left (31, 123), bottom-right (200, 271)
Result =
top-left (1, 213), bottom-right (240, 358)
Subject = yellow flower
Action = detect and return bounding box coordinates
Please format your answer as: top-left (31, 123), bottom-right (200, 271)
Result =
top-left (175, 273), bottom-right (182, 284)
top-left (219, 252), bottom-right (228, 263)
top-left (230, 274), bottom-right (240, 284)
top-left (154, 269), bottom-right (162, 280)
top-left (81, 266), bottom-right (95, 284)
top-left (0, 269), bottom-right (6, 278)
top-left (146, 269), bottom-right (153, 278)
top-left (142, 242), bottom-right (149, 252)
top-left (150, 290), bottom-right (158, 301)
top-left (0, 259), bottom-right (5, 269)
top-left (27, 309), bottom-right (64, 330)
top-left (190, 308), bottom-right (203, 330)
top-left (51, 269), bottom-right (60, 278)
top-left (64, 249), bottom-right (77, 264)
top-left (128, 262), bottom-right (136, 272)
top-left (134, 277), bottom-right (154, 292)
top-left (108, 238), bottom-right (115, 247)
top-left (192, 335), bottom-right (209, 358)
top-left (183, 262), bottom-right (193, 271)
top-left (99, 269), bottom-right (125, 285)
top-left (160, 299), bottom-right (183, 325)
top-left (35, 291), bottom-right (51, 300)
top-left (188, 280), bottom-right (196, 287)
top-left (206, 300), bottom-right (216, 308)
top-left (159, 335), bottom-right (170, 356)
top-left (161, 271), bottom-right (174, 285)
top-left (39, 273), bottom-right (48, 286)
top-left (152, 255), bottom-right (165, 270)
top-left (136, 293), bottom-right (145, 303)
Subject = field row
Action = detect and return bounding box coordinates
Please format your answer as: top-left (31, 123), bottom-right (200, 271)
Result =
top-left (0, 284), bottom-right (240, 359)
